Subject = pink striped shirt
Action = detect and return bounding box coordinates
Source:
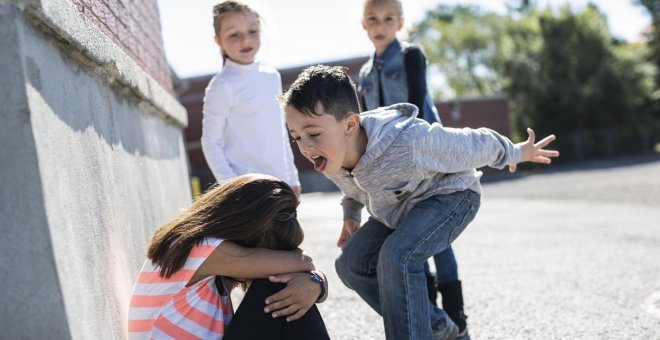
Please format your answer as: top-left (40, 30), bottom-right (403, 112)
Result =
top-left (128, 238), bottom-right (234, 339)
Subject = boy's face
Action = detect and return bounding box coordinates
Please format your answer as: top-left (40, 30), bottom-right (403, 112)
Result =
top-left (214, 11), bottom-right (260, 65)
top-left (285, 103), bottom-right (358, 176)
top-left (362, 3), bottom-right (404, 54)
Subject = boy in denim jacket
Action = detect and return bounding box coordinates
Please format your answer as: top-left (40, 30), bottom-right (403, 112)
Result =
top-left (282, 65), bottom-right (559, 340)
top-left (358, 0), bottom-right (469, 336)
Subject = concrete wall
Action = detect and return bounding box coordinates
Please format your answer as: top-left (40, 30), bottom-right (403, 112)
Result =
top-left (0, 1), bottom-right (190, 339)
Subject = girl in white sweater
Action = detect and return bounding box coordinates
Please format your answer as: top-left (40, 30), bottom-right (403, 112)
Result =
top-left (202, 1), bottom-right (300, 195)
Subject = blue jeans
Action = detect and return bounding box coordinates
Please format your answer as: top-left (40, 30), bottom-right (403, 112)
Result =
top-left (427, 246), bottom-right (458, 284)
top-left (335, 190), bottom-right (480, 340)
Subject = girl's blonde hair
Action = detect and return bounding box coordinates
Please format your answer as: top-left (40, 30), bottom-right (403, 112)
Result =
top-left (363, 0), bottom-right (403, 18)
top-left (212, 1), bottom-right (260, 35)
top-left (147, 173), bottom-right (303, 278)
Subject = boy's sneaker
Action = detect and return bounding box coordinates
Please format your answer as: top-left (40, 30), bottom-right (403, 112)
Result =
top-left (456, 328), bottom-right (470, 340)
top-left (433, 323), bottom-right (459, 340)
top-left (432, 314), bottom-right (459, 340)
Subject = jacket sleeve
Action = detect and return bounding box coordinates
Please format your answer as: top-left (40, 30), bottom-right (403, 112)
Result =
top-left (404, 46), bottom-right (429, 121)
top-left (341, 195), bottom-right (363, 222)
top-left (411, 123), bottom-right (523, 173)
top-left (201, 79), bottom-right (238, 182)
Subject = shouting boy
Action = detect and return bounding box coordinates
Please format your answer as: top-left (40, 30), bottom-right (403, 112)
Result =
top-left (282, 65), bottom-right (559, 340)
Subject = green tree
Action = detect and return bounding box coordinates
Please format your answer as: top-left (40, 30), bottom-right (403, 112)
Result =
top-left (505, 0), bottom-right (533, 12)
top-left (634, 0), bottom-right (660, 113)
top-left (506, 5), bottom-right (655, 158)
top-left (412, 5), bottom-right (507, 98)
top-left (414, 3), bottom-right (656, 160)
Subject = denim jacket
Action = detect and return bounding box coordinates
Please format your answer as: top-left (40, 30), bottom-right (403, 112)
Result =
top-left (358, 39), bottom-right (440, 124)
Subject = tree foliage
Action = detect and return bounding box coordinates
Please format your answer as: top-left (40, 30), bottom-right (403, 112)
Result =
top-left (412, 3), bottom-right (657, 160)
top-left (634, 0), bottom-right (660, 103)
top-left (635, 0), bottom-right (660, 18)
top-left (413, 5), bottom-right (506, 98)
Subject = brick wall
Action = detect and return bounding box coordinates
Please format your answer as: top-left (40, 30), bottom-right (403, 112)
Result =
top-left (69, 0), bottom-right (173, 92)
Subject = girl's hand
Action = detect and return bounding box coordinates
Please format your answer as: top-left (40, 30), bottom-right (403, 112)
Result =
top-left (337, 219), bottom-right (360, 247)
top-left (263, 272), bottom-right (321, 321)
top-left (293, 186), bottom-right (302, 198)
top-left (509, 128), bottom-right (560, 173)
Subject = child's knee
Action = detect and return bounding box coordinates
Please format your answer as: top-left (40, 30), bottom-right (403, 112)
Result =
top-left (377, 247), bottom-right (405, 274)
top-left (378, 242), bottom-right (425, 275)
top-left (246, 279), bottom-right (287, 299)
top-left (334, 251), bottom-right (352, 278)
top-left (335, 247), bottom-right (372, 280)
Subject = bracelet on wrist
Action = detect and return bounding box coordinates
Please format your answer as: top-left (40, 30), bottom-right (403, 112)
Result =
top-left (310, 270), bottom-right (328, 303)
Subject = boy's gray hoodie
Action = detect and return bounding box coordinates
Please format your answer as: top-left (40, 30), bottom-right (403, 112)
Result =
top-left (328, 103), bottom-right (523, 229)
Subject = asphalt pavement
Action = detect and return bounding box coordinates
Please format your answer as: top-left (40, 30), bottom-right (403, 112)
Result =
top-left (297, 154), bottom-right (660, 339)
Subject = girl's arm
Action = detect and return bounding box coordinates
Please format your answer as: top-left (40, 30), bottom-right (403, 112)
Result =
top-left (194, 240), bottom-right (315, 281)
top-left (280, 118), bottom-right (301, 189)
top-left (201, 79), bottom-right (239, 181)
top-left (276, 72), bottom-right (301, 189)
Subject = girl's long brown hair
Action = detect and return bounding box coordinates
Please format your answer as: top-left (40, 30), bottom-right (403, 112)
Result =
top-left (147, 174), bottom-right (303, 278)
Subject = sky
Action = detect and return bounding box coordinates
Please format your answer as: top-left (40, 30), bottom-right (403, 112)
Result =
top-left (157, 0), bottom-right (651, 79)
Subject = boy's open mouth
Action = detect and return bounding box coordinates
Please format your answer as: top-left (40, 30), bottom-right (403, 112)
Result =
top-left (312, 156), bottom-right (327, 172)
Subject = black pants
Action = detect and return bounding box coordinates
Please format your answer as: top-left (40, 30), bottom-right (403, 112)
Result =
top-left (223, 279), bottom-right (331, 340)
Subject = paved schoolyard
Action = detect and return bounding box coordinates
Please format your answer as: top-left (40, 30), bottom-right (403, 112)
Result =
top-left (297, 155), bottom-right (660, 339)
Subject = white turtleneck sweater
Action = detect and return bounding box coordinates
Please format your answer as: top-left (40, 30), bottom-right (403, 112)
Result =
top-left (201, 59), bottom-right (299, 187)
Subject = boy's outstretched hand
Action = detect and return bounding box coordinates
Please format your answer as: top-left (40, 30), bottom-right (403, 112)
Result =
top-left (509, 128), bottom-right (560, 173)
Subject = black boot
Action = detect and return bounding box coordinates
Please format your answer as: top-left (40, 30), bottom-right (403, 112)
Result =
top-left (437, 280), bottom-right (467, 333)
top-left (426, 273), bottom-right (438, 306)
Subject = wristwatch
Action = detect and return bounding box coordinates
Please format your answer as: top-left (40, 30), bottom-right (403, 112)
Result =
top-left (310, 270), bottom-right (328, 303)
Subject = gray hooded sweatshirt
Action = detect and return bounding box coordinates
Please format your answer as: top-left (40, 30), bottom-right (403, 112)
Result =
top-left (328, 103), bottom-right (523, 229)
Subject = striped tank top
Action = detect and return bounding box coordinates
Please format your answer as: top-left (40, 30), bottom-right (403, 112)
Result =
top-left (128, 237), bottom-right (234, 339)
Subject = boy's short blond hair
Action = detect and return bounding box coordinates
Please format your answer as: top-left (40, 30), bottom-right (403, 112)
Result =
top-left (363, 0), bottom-right (403, 18)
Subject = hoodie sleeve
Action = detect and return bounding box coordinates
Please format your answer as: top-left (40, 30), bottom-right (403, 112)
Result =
top-left (341, 196), bottom-right (364, 222)
top-left (411, 124), bottom-right (523, 173)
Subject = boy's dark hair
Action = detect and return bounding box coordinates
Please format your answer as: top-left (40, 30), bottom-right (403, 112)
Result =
top-left (281, 65), bottom-right (361, 121)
